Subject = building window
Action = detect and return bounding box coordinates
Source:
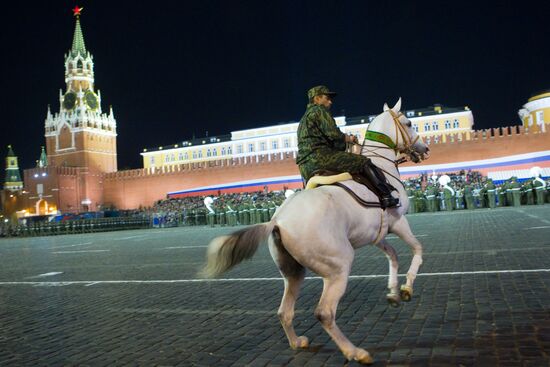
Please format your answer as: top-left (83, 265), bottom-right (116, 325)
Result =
top-left (178, 152), bottom-right (184, 160)
top-left (228, 146), bottom-right (232, 154)
top-left (150, 156), bottom-right (155, 165)
top-left (453, 119), bottom-right (459, 128)
top-left (192, 151), bottom-right (197, 159)
top-left (165, 155), bottom-right (170, 163)
top-left (237, 145), bottom-right (242, 154)
top-left (272, 141), bottom-right (278, 150)
top-left (434, 136), bottom-right (440, 143)
top-left (206, 149), bottom-right (211, 157)
top-left (248, 143), bottom-right (255, 152)
top-left (198, 150), bottom-right (203, 158)
top-left (221, 147), bottom-right (226, 156)
top-left (424, 122), bottom-right (431, 132)
top-left (213, 148), bottom-right (217, 156)
top-left (260, 142), bottom-right (266, 151)
top-left (184, 152), bottom-right (189, 160)
top-left (432, 121), bottom-right (439, 131)
top-left (284, 139), bottom-right (290, 148)
top-left (444, 120), bottom-right (451, 129)
top-left (413, 124), bottom-right (418, 132)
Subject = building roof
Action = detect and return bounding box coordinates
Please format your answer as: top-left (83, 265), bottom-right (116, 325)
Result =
top-left (71, 16), bottom-right (87, 57)
top-left (143, 134), bottom-right (232, 153)
top-left (6, 145), bottom-right (15, 157)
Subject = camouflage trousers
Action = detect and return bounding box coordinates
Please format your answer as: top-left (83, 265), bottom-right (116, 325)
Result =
top-left (298, 150), bottom-right (368, 183)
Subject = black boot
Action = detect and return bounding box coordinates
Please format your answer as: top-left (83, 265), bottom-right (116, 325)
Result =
top-left (361, 162), bottom-right (400, 208)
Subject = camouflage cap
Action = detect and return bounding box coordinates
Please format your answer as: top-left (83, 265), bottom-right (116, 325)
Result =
top-left (307, 85), bottom-right (337, 100)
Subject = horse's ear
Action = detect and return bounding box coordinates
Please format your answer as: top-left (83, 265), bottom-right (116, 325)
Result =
top-left (392, 97), bottom-right (402, 113)
top-left (383, 102), bottom-right (390, 112)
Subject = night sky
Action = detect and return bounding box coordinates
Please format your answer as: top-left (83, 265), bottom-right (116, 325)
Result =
top-left (1, 1), bottom-right (548, 171)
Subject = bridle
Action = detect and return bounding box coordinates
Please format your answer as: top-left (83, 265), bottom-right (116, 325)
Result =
top-left (361, 109), bottom-right (421, 165)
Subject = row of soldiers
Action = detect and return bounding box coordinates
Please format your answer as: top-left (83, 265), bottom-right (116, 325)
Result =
top-left (205, 198), bottom-right (282, 226)
top-left (406, 176), bottom-right (549, 213)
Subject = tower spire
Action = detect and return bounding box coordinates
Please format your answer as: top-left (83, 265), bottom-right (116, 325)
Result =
top-left (71, 6), bottom-right (87, 57)
top-left (4, 145), bottom-right (23, 191)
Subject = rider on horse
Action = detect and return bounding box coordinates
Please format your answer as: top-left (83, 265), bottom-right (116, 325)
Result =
top-left (296, 85), bottom-right (399, 208)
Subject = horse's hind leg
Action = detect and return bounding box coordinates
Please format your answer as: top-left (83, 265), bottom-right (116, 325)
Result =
top-left (390, 216), bottom-right (423, 301)
top-left (375, 239), bottom-right (400, 307)
top-left (268, 234), bottom-right (308, 349)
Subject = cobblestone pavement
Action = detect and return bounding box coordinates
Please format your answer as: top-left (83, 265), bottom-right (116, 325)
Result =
top-left (1, 206), bottom-right (549, 366)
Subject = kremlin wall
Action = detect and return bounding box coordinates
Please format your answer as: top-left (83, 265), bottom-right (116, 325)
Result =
top-left (2, 10), bottom-right (550, 220)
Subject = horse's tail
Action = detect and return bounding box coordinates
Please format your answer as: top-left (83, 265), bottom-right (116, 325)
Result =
top-left (199, 222), bottom-right (276, 278)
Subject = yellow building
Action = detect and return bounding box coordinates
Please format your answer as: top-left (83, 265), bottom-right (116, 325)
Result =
top-left (518, 90), bottom-right (550, 133)
top-left (141, 105), bottom-right (474, 169)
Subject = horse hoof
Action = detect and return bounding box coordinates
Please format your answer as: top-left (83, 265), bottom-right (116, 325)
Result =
top-left (354, 348), bottom-right (374, 365)
top-left (400, 285), bottom-right (413, 302)
top-left (292, 336), bottom-right (309, 349)
top-left (386, 292), bottom-right (401, 308)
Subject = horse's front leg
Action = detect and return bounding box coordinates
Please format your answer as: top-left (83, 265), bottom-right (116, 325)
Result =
top-left (390, 216), bottom-right (423, 301)
top-left (375, 239), bottom-right (400, 307)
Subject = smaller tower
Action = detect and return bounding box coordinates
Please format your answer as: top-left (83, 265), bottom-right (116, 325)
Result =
top-left (4, 145), bottom-right (23, 191)
top-left (37, 146), bottom-right (48, 168)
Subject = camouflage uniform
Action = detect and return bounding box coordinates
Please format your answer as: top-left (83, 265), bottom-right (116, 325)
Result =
top-left (510, 177), bottom-right (521, 207)
top-left (296, 86), bottom-right (366, 183)
top-left (533, 177), bottom-right (546, 205)
top-left (485, 179), bottom-right (496, 209)
top-left (464, 184), bottom-right (475, 209)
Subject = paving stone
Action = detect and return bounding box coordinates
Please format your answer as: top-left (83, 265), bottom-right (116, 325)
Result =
top-left (0, 206), bottom-right (550, 366)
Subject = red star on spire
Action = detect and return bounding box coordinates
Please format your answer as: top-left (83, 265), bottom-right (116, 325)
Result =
top-left (72, 6), bottom-right (83, 17)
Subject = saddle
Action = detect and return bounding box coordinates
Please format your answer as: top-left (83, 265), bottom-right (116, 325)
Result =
top-left (306, 170), bottom-right (388, 208)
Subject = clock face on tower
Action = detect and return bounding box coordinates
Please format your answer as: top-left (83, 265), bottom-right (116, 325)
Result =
top-left (85, 90), bottom-right (98, 110)
top-left (63, 91), bottom-right (77, 110)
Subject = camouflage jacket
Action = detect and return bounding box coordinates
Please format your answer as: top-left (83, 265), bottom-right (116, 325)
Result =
top-left (296, 103), bottom-right (347, 165)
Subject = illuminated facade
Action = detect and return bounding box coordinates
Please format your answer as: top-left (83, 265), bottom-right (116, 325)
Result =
top-left (518, 90), bottom-right (550, 133)
top-left (141, 106), bottom-right (474, 169)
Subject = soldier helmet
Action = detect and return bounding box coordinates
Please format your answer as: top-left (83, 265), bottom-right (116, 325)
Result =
top-left (307, 85), bottom-right (337, 101)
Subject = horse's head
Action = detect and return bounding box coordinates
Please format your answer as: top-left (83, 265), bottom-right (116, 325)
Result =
top-left (367, 98), bottom-right (429, 163)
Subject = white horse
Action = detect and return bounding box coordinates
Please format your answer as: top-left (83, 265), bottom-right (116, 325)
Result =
top-left (201, 99), bottom-right (429, 364)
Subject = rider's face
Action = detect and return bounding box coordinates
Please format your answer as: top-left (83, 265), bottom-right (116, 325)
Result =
top-left (314, 94), bottom-right (333, 109)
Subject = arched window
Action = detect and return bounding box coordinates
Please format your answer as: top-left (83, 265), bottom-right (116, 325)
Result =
top-left (221, 147), bottom-right (226, 156)
top-left (260, 142), bottom-right (266, 151)
top-left (432, 121), bottom-right (439, 130)
top-left (77, 60), bottom-right (83, 69)
top-left (424, 122), bottom-right (431, 132)
top-left (272, 141), bottom-right (278, 150)
top-left (444, 120), bottom-right (451, 129)
top-left (453, 119), bottom-right (460, 128)
top-left (178, 152), bottom-right (184, 160)
top-left (192, 151), bottom-right (197, 159)
top-left (228, 146), bottom-right (232, 154)
top-left (248, 144), bottom-right (255, 152)
top-left (184, 152), bottom-right (189, 160)
top-left (212, 148), bottom-right (217, 156)
top-left (284, 139), bottom-right (290, 148)
top-left (413, 124), bottom-right (418, 132)
top-left (206, 149), bottom-right (211, 157)
top-left (198, 150), bottom-right (203, 158)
